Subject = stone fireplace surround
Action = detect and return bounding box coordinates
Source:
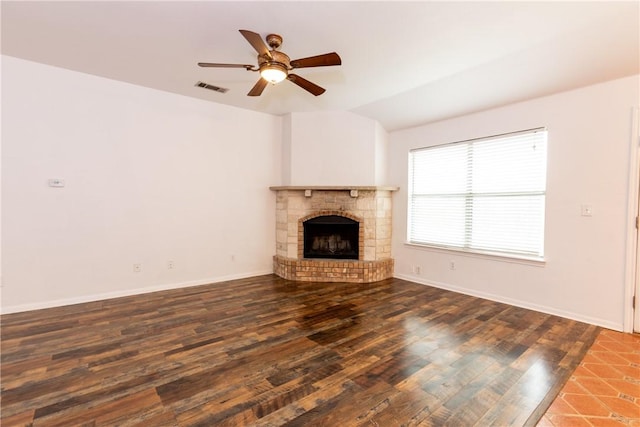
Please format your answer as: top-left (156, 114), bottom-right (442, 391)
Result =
top-left (270, 186), bottom-right (398, 283)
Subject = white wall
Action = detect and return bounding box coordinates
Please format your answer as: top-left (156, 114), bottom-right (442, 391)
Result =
top-left (1, 56), bottom-right (282, 313)
top-left (281, 113), bottom-right (292, 185)
top-left (389, 75), bottom-right (639, 331)
top-left (284, 111), bottom-right (387, 186)
top-left (374, 121), bottom-right (389, 185)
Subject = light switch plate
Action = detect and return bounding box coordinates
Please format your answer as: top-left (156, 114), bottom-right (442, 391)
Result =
top-left (48, 179), bottom-right (65, 188)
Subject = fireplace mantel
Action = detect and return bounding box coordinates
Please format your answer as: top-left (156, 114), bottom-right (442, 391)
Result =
top-left (270, 186), bottom-right (397, 283)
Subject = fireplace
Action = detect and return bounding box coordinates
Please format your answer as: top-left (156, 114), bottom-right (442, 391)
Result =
top-left (270, 186), bottom-right (398, 283)
top-left (303, 215), bottom-right (359, 260)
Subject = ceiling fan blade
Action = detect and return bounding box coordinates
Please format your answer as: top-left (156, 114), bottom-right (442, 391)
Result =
top-left (290, 52), bottom-right (341, 69)
top-left (248, 78), bottom-right (268, 96)
top-left (198, 62), bottom-right (255, 70)
top-left (287, 74), bottom-right (326, 96)
top-left (239, 29), bottom-right (272, 59)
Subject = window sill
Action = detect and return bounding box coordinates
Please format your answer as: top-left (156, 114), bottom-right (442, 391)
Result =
top-left (403, 242), bottom-right (546, 267)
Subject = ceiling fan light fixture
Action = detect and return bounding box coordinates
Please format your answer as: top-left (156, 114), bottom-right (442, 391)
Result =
top-left (260, 63), bottom-right (287, 84)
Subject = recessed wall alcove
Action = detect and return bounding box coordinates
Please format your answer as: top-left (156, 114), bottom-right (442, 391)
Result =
top-left (270, 186), bottom-right (397, 283)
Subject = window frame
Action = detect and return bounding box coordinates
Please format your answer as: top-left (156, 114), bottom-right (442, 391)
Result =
top-left (406, 128), bottom-right (548, 262)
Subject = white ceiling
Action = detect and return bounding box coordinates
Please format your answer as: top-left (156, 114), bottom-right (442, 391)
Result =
top-left (2, 1), bottom-right (638, 131)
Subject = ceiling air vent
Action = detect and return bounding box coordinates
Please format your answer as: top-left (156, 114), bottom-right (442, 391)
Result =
top-left (195, 81), bottom-right (229, 93)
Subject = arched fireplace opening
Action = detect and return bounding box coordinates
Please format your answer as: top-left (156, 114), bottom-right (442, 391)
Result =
top-left (303, 215), bottom-right (359, 260)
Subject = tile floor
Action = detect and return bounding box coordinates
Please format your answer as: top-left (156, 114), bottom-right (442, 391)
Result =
top-left (538, 329), bottom-right (640, 427)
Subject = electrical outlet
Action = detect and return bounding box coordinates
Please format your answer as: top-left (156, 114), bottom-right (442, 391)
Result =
top-left (581, 204), bottom-right (593, 217)
top-left (133, 263), bottom-right (142, 273)
top-left (167, 261), bottom-right (175, 269)
top-left (449, 261), bottom-right (456, 270)
top-left (414, 266), bottom-right (421, 275)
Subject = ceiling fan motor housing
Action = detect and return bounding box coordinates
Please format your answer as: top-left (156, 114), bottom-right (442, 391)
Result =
top-left (259, 50), bottom-right (291, 69)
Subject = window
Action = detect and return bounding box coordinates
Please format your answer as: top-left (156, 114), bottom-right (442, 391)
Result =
top-left (408, 128), bottom-right (547, 259)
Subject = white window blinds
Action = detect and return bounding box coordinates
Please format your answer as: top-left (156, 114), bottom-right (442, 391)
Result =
top-left (408, 128), bottom-right (547, 258)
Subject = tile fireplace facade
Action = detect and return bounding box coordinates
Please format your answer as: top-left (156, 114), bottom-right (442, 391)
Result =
top-left (270, 186), bottom-right (397, 283)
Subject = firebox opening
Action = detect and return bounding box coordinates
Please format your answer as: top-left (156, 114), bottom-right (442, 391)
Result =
top-left (303, 215), bottom-right (359, 260)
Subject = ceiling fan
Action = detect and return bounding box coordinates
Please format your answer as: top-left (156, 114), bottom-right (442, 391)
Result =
top-left (198, 29), bottom-right (342, 97)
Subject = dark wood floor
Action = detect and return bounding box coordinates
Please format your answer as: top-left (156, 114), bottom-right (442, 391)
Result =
top-left (1, 275), bottom-right (600, 426)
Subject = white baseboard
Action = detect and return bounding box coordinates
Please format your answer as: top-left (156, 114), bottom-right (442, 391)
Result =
top-left (0, 269), bottom-right (273, 315)
top-left (3, 271), bottom-right (623, 333)
top-left (394, 273), bottom-right (622, 332)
